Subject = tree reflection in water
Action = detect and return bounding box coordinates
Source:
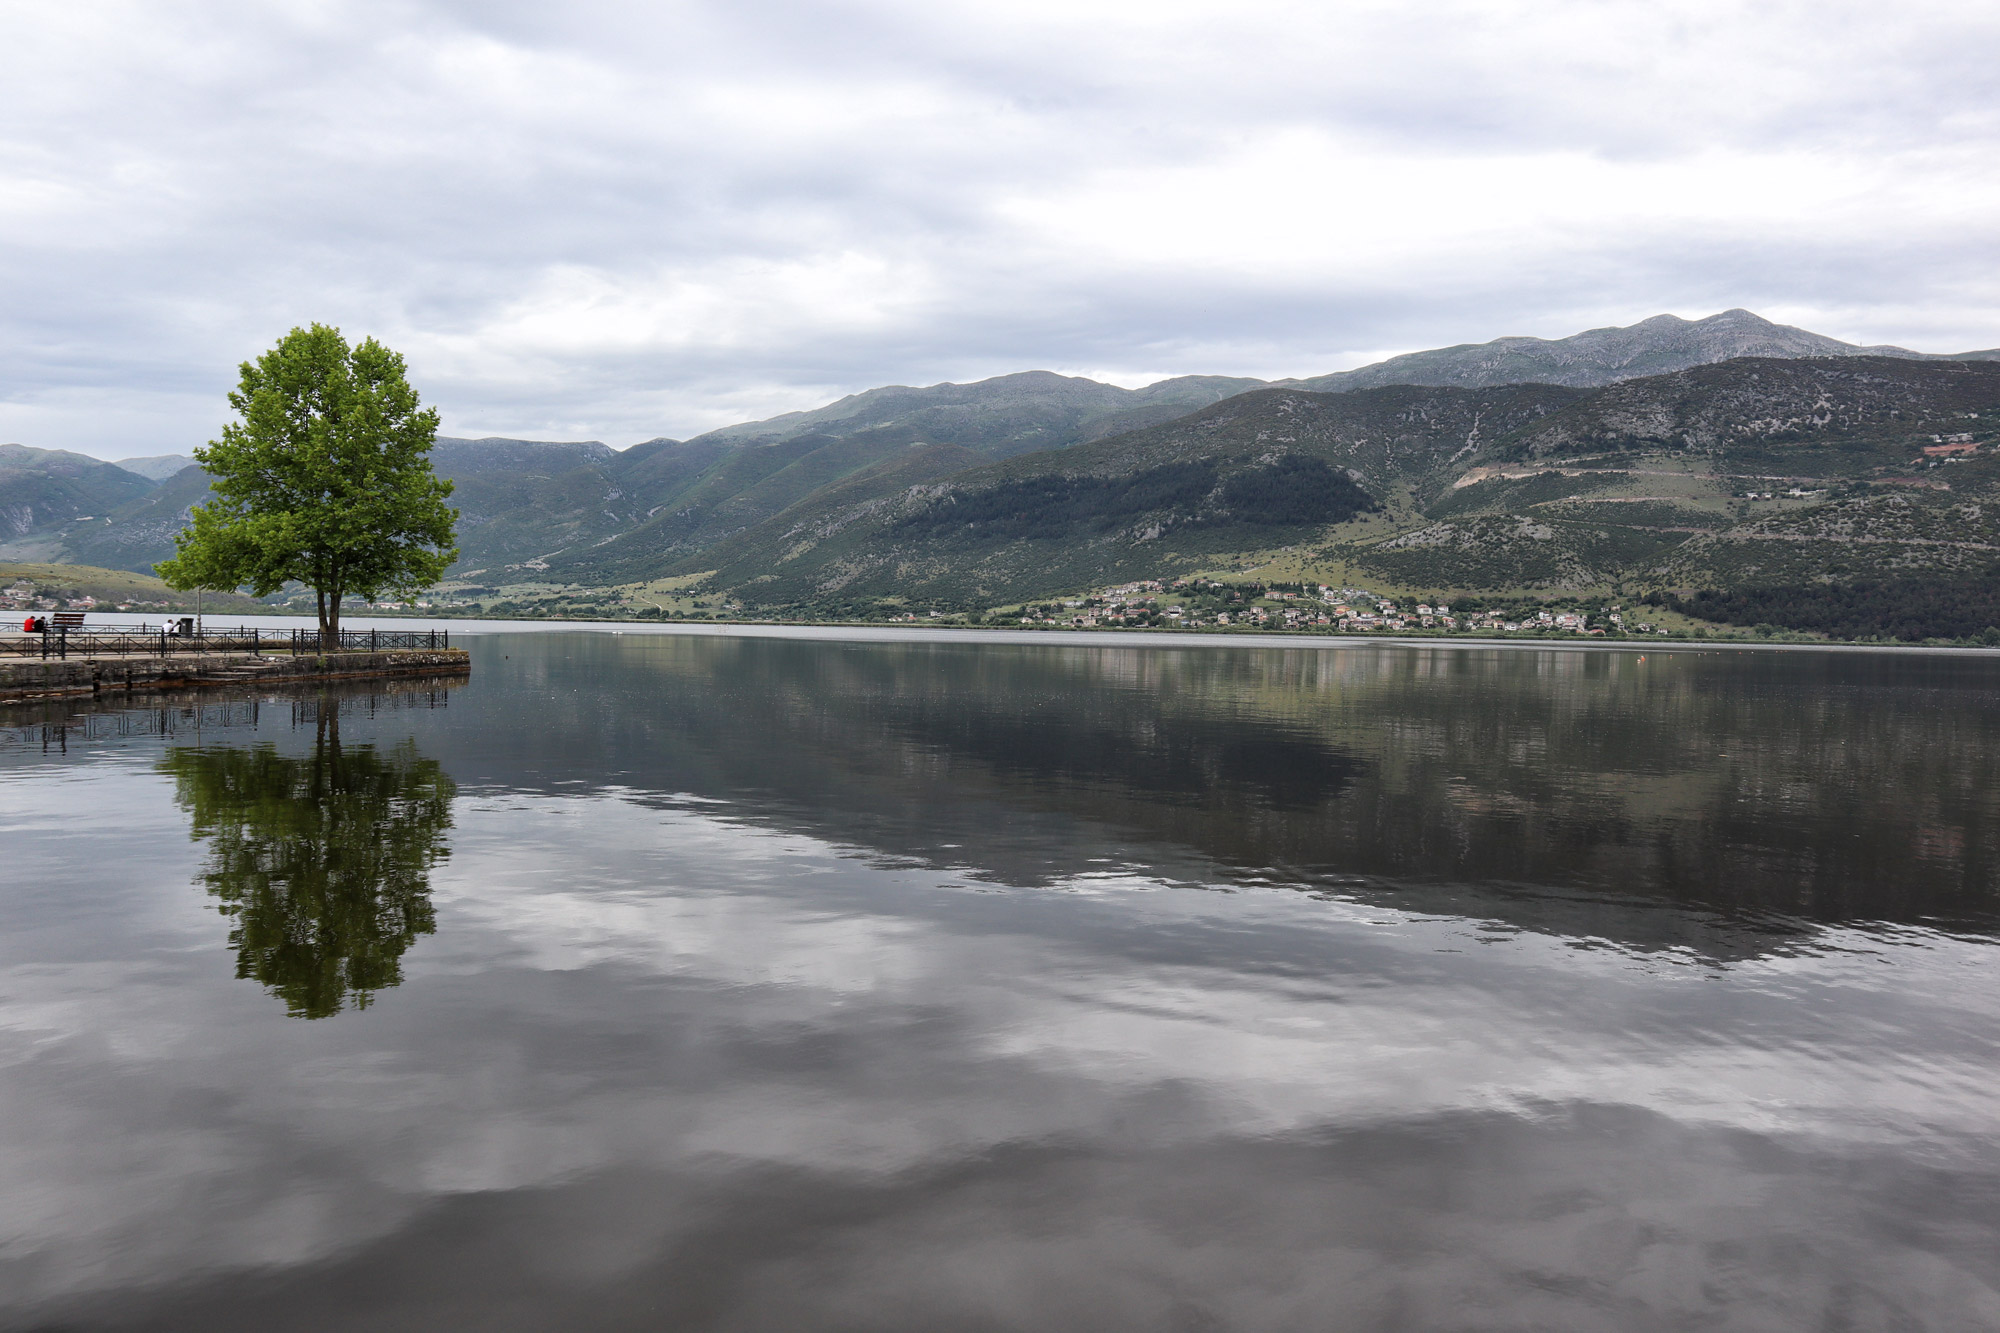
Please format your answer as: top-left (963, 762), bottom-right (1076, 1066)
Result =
top-left (161, 712), bottom-right (455, 1018)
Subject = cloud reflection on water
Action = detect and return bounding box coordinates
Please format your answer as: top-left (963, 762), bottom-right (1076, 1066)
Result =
top-left (2, 637), bottom-right (1999, 1328)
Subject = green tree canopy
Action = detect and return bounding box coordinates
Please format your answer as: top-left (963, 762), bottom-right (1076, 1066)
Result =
top-left (157, 324), bottom-right (457, 639)
top-left (161, 718), bottom-right (455, 1019)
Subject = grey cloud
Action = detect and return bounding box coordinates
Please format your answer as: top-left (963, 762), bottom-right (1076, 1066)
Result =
top-left (3, 0), bottom-right (1998, 456)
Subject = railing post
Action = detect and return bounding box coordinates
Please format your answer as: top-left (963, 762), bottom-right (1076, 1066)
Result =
top-left (370, 627), bottom-right (378, 652)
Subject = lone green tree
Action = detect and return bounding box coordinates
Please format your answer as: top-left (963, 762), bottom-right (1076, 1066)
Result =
top-left (157, 324), bottom-right (458, 640)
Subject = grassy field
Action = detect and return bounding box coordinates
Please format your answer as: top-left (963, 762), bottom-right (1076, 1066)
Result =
top-left (0, 563), bottom-right (265, 613)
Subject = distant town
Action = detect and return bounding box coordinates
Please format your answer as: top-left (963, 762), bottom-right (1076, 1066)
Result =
top-left (955, 579), bottom-right (1660, 636)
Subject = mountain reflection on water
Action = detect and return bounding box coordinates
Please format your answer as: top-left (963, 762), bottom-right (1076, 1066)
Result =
top-left (2, 633), bottom-right (1999, 1331)
top-left (442, 634), bottom-right (2000, 950)
top-left (160, 712), bottom-right (454, 1018)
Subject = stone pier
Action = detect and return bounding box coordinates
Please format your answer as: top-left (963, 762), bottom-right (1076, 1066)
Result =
top-left (0, 649), bottom-right (471, 703)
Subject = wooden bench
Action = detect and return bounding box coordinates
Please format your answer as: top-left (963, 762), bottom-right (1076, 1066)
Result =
top-left (51, 611), bottom-right (86, 629)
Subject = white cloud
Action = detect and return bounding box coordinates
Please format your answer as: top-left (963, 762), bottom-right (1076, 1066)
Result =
top-left (2, 0), bottom-right (1998, 456)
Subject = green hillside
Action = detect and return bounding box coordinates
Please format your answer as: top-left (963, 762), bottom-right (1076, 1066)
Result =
top-left (56, 463), bottom-right (216, 573)
top-left (646, 357), bottom-right (2000, 631)
top-left (429, 437), bottom-right (628, 573)
top-left (537, 372), bottom-right (1273, 585)
top-left (663, 381), bottom-right (1586, 606)
top-left (0, 562), bottom-right (265, 613)
top-left (0, 445), bottom-right (156, 556)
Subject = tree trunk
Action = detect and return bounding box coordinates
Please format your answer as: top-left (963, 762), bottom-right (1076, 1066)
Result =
top-left (326, 585), bottom-right (342, 643)
top-left (317, 588), bottom-right (332, 644)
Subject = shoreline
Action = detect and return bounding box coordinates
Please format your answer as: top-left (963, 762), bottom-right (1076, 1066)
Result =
top-left (40, 612), bottom-right (2000, 656)
top-left (579, 622), bottom-right (2000, 656)
top-left (0, 648), bottom-right (471, 704)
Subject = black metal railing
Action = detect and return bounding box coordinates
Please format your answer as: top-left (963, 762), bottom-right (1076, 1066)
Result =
top-left (0, 628), bottom-right (266, 660)
top-left (288, 628), bottom-right (452, 654)
top-left (0, 625), bottom-right (451, 659)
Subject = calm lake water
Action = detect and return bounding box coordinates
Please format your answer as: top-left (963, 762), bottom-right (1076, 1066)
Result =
top-left (3, 631), bottom-right (1999, 1331)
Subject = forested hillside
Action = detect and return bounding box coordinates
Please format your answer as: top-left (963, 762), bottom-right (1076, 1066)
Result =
top-left (664, 357), bottom-right (2000, 616)
top-left (1648, 577), bottom-right (2000, 643)
top-left (1365, 358), bottom-right (2000, 592)
top-left (670, 383), bottom-right (1587, 607)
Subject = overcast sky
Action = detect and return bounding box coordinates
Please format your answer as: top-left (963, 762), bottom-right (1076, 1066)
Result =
top-left (5, 0), bottom-right (1999, 460)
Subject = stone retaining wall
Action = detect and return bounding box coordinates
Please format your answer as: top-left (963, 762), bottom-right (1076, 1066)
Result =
top-left (0, 649), bottom-right (471, 703)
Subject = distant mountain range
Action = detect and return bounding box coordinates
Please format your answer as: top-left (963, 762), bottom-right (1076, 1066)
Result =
top-left (0, 443), bottom-right (155, 546)
top-left (4, 310), bottom-right (1997, 614)
top-left (671, 357), bottom-right (2000, 608)
top-left (1281, 308), bottom-right (2000, 393)
top-left (690, 370), bottom-right (1264, 455)
top-left (110, 453), bottom-right (196, 482)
